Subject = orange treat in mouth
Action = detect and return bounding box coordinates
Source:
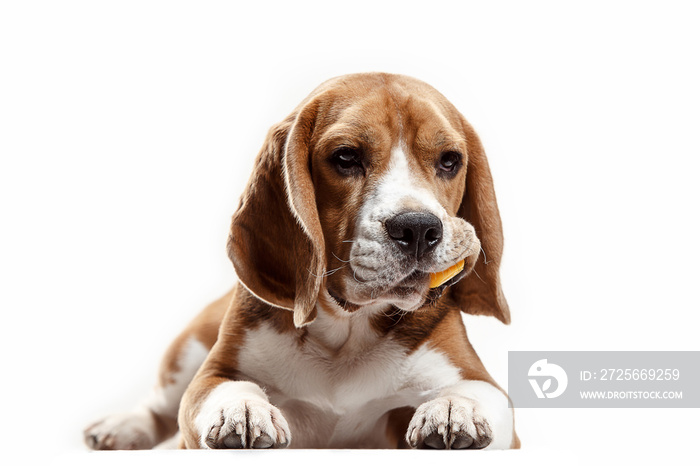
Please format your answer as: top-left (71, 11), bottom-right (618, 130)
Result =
top-left (429, 260), bottom-right (465, 288)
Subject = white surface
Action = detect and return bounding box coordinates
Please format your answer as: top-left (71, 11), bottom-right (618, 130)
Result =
top-left (1, 0), bottom-right (699, 463)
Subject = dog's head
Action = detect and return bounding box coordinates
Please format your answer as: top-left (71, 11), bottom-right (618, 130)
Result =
top-left (228, 73), bottom-right (509, 327)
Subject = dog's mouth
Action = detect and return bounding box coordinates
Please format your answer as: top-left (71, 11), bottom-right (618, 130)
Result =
top-left (398, 269), bottom-right (428, 286)
top-left (328, 264), bottom-right (469, 312)
top-left (389, 270), bottom-right (428, 299)
top-left (384, 263), bottom-right (468, 294)
top-left (424, 266), bottom-right (469, 303)
top-left (327, 269), bottom-right (427, 311)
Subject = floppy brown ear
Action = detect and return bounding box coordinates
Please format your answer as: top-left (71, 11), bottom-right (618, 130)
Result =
top-left (450, 118), bottom-right (511, 324)
top-left (227, 102), bottom-right (325, 327)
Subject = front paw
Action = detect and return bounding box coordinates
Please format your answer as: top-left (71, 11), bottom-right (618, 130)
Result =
top-left (406, 396), bottom-right (493, 449)
top-left (198, 399), bottom-right (291, 449)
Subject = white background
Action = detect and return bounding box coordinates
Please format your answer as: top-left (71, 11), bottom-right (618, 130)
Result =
top-left (1, 1), bottom-right (699, 464)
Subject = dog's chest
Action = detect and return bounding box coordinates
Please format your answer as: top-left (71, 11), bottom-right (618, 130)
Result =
top-left (235, 312), bottom-right (462, 447)
top-left (237, 318), bottom-right (412, 411)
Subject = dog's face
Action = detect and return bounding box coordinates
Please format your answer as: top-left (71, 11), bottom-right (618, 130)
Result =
top-left (228, 73), bottom-right (509, 326)
top-left (309, 82), bottom-right (478, 312)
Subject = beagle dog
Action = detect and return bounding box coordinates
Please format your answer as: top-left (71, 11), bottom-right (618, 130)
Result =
top-left (84, 73), bottom-right (519, 450)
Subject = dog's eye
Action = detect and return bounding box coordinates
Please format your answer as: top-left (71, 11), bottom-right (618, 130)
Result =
top-left (331, 147), bottom-right (364, 176)
top-left (437, 151), bottom-right (462, 176)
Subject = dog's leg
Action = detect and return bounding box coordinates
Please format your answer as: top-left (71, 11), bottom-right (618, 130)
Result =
top-left (84, 290), bottom-right (231, 450)
top-left (179, 375), bottom-right (292, 449)
top-left (83, 336), bottom-right (208, 449)
top-left (406, 380), bottom-right (516, 450)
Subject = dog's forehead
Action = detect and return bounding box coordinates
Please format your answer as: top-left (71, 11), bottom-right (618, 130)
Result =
top-left (311, 74), bottom-right (466, 156)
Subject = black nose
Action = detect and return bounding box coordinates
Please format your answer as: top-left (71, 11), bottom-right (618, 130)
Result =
top-left (385, 212), bottom-right (443, 260)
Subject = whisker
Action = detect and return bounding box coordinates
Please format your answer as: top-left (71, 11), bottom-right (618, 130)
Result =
top-left (352, 268), bottom-right (369, 284)
top-left (472, 267), bottom-right (486, 283)
top-left (323, 265), bottom-right (346, 277)
top-left (307, 263), bottom-right (348, 278)
top-left (480, 245), bottom-right (490, 265)
top-left (332, 251), bottom-right (351, 263)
